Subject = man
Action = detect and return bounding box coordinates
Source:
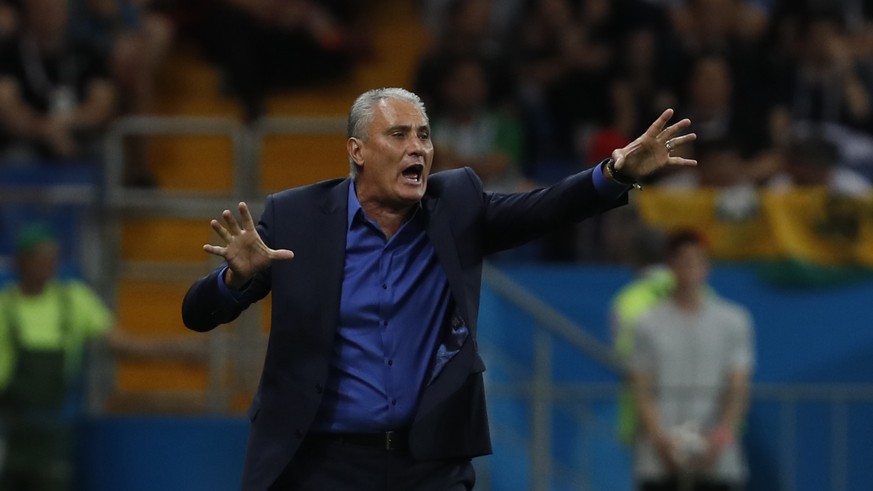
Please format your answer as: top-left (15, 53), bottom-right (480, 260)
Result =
top-left (610, 225), bottom-right (674, 447)
top-left (0, 223), bottom-right (113, 490)
top-left (0, 223), bottom-right (203, 490)
top-left (0, 0), bottom-right (116, 161)
top-left (630, 230), bottom-right (755, 491)
top-left (182, 87), bottom-right (696, 490)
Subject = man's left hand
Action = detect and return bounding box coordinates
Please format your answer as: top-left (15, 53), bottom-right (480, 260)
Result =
top-left (611, 108), bottom-right (696, 180)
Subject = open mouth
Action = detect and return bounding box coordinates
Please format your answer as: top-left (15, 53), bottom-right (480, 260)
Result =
top-left (401, 163), bottom-right (424, 184)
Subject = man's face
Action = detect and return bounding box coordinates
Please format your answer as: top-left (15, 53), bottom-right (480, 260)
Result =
top-left (350, 98), bottom-right (434, 208)
top-left (17, 243), bottom-right (59, 287)
top-left (669, 242), bottom-right (710, 290)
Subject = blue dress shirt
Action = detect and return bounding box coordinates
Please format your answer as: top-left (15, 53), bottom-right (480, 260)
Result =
top-left (310, 182), bottom-right (453, 432)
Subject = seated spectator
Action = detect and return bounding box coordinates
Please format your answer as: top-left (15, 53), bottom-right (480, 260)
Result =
top-left (430, 55), bottom-right (530, 193)
top-left (682, 53), bottom-right (770, 158)
top-left (0, 0), bottom-right (19, 41)
top-left (669, 0), bottom-right (772, 135)
top-left (769, 13), bottom-right (873, 144)
top-left (0, 0), bottom-right (117, 163)
top-left (70, 0), bottom-right (172, 114)
top-left (514, 0), bottom-right (619, 161)
top-left (196, 0), bottom-right (357, 121)
top-left (695, 138), bottom-right (751, 188)
top-left (768, 135), bottom-right (872, 197)
top-left (417, 0), bottom-right (522, 55)
top-left (68, 0), bottom-right (175, 186)
top-left (413, 0), bottom-right (517, 117)
top-left (669, 53), bottom-right (781, 187)
top-left (595, 21), bottom-right (677, 181)
top-left (610, 25), bottom-right (680, 142)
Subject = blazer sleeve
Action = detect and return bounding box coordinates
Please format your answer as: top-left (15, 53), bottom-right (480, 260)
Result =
top-left (181, 196), bottom-right (277, 332)
top-left (479, 167), bottom-right (627, 254)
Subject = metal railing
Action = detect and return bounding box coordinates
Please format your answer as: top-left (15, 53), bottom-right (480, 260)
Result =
top-left (98, 115), bottom-right (348, 414)
top-left (480, 265), bottom-right (873, 491)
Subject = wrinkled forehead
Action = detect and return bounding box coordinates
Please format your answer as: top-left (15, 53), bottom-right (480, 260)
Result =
top-left (372, 98), bottom-right (429, 129)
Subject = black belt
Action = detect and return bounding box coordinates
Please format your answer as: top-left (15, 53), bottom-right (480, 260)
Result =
top-left (307, 430), bottom-right (409, 451)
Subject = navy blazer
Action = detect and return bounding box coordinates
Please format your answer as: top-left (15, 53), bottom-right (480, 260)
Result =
top-left (182, 167), bottom-right (625, 490)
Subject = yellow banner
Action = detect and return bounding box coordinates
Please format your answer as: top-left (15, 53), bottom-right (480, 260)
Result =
top-left (635, 188), bottom-right (873, 266)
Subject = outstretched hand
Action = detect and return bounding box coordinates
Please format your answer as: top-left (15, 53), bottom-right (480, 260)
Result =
top-left (203, 202), bottom-right (294, 289)
top-left (612, 108), bottom-right (697, 180)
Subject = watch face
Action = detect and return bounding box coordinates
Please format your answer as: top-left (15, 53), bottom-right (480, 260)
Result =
top-left (606, 158), bottom-right (639, 188)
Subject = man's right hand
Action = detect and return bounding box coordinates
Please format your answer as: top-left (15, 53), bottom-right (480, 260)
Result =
top-left (652, 432), bottom-right (682, 474)
top-left (203, 202), bottom-right (294, 289)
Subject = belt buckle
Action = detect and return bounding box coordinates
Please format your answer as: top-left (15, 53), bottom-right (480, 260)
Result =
top-left (384, 430), bottom-right (395, 450)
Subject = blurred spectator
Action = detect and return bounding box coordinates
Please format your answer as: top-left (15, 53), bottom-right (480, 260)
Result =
top-left (769, 14), bottom-right (873, 144)
top-left (655, 137), bottom-right (762, 189)
top-left (630, 229), bottom-right (755, 491)
top-left (197, 0), bottom-right (358, 120)
top-left (0, 222), bottom-right (204, 490)
top-left (610, 224), bottom-right (673, 447)
top-left (610, 25), bottom-right (680, 143)
top-left (413, 0), bottom-right (517, 117)
top-left (0, 223), bottom-right (108, 489)
top-left (515, 0), bottom-right (620, 160)
top-left (430, 55), bottom-right (531, 193)
top-left (417, 0), bottom-right (523, 54)
top-left (69, 0), bottom-right (172, 116)
top-left (694, 138), bottom-right (754, 188)
top-left (768, 134), bottom-right (872, 197)
top-left (671, 0), bottom-right (769, 51)
top-left (0, 0), bottom-right (117, 163)
top-left (670, 0), bottom-right (772, 135)
top-left (597, 22), bottom-right (677, 186)
top-left (0, 0), bottom-right (19, 41)
top-left (683, 53), bottom-right (769, 158)
top-left (68, 0), bottom-right (175, 186)
top-left (653, 52), bottom-right (782, 188)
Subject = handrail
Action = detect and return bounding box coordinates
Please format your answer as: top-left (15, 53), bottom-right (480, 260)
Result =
top-left (482, 379), bottom-right (873, 491)
top-left (485, 380), bottom-right (873, 400)
top-left (103, 116), bottom-right (250, 203)
top-left (252, 115), bottom-right (347, 135)
top-left (482, 263), bottom-right (626, 375)
top-left (98, 115), bottom-right (351, 416)
top-left (247, 115), bottom-right (347, 196)
top-left (481, 262), bottom-right (628, 490)
top-left (0, 183), bottom-right (98, 205)
top-left (480, 264), bottom-right (873, 491)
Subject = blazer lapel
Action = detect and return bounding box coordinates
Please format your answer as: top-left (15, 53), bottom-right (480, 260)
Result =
top-left (423, 195), bottom-right (470, 323)
top-left (414, 194), bottom-right (478, 422)
top-left (311, 180), bottom-right (350, 348)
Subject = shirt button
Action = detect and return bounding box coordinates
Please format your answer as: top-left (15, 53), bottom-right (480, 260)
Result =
top-left (315, 383), bottom-right (323, 393)
top-left (387, 359), bottom-right (393, 366)
top-left (382, 284), bottom-right (387, 290)
top-left (391, 399), bottom-right (397, 406)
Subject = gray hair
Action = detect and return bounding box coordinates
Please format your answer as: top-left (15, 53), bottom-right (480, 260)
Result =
top-left (347, 88), bottom-right (428, 178)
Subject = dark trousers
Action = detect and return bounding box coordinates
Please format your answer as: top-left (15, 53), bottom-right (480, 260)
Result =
top-left (270, 435), bottom-right (476, 490)
top-left (0, 420), bottom-right (72, 491)
top-left (639, 477), bottom-right (742, 491)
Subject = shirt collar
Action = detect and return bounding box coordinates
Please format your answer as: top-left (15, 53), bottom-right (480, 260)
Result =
top-left (347, 180), bottom-right (424, 231)
top-left (347, 180), bottom-right (363, 230)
